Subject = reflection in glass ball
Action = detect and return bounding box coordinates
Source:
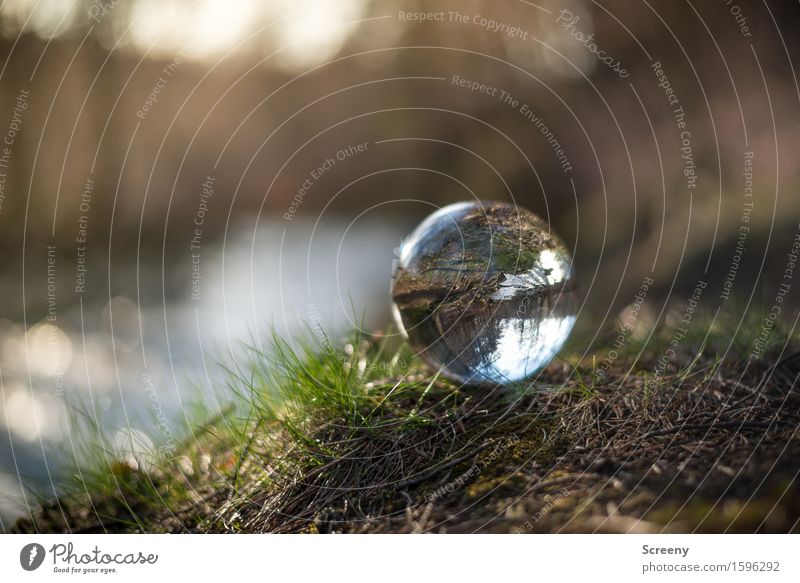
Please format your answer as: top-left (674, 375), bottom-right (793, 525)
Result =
top-left (391, 201), bottom-right (577, 386)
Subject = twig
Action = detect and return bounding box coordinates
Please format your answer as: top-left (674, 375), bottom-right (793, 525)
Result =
top-left (641, 420), bottom-right (790, 439)
top-left (394, 439), bottom-right (497, 490)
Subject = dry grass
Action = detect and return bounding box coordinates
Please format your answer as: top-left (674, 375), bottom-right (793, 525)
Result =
top-left (11, 310), bottom-right (800, 534)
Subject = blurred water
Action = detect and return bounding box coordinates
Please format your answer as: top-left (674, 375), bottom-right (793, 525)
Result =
top-left (0, 216), bottom-right (407, 525)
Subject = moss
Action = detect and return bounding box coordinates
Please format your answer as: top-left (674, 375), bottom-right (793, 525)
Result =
top-left (12, 307), bottom-right (800, 533)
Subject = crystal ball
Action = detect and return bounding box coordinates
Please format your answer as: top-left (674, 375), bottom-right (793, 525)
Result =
top-left (391, 201), bottom-right (577, 386)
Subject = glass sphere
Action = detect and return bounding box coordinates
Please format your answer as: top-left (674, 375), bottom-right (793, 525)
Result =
top-left (391, 201), bottom-right (577, 386)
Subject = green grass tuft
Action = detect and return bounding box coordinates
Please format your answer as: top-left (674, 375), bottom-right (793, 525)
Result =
top-left (10, 304), bottom-right (800, 534)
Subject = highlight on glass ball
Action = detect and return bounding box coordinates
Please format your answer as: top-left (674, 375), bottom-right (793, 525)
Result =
top-left (391, 201), bottom-right (578, 386)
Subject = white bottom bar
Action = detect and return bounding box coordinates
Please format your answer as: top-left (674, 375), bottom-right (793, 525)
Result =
top-left (1, 534), bottom-right (796, 582)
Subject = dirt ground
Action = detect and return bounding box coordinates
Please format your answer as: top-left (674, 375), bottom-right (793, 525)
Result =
top-left (12, 338), bottom-right (800, 534)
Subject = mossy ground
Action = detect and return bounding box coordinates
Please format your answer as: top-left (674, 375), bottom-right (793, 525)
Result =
top-left (11, 309), bottom-right (800, 534)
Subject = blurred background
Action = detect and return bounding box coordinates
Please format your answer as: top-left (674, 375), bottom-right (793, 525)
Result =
top-left (1, 0), bottom-right (799, 525)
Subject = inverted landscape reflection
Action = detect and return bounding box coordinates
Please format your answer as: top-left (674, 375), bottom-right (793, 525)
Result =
top-left (392, 201), bottom-right (578, 386)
